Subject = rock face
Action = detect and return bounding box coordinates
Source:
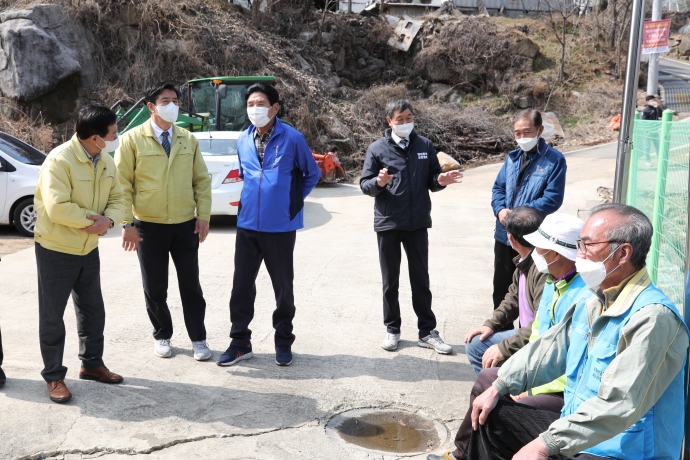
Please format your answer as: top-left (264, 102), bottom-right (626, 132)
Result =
top-left (679, 36), bottom-right (690, 56)
top-left (0, 4), bottom-right (96, 121)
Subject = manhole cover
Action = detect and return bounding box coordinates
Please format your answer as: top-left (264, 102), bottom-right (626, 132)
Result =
top-left (325, 408), bottom-right (447, 456)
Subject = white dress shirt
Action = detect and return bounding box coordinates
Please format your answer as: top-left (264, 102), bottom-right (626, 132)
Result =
top-left (150, 119), bottom-right (173, 145)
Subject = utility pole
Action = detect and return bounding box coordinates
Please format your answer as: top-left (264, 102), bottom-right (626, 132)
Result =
top-left (348, 0), bottom-right (352, 13)
top-left (613, 0), bottom-right (646, 202)
top-left (647, 0), bottom-right (662, 96)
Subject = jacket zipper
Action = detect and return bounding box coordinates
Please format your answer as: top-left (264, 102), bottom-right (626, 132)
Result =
top-left (406, 151), bottom-right (413, 229)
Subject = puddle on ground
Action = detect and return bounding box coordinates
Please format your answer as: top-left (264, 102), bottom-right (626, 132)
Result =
top-left (334, 410), bottom-right (440, 454)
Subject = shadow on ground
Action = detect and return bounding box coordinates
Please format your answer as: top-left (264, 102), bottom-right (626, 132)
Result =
top-left (2, 376), bottom-right (325, 429)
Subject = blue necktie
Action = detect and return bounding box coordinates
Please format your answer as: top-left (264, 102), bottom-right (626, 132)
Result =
top-left (161, 131), bottom-right (171, 157)
top-left (399, 139), bottom-right (409, 149)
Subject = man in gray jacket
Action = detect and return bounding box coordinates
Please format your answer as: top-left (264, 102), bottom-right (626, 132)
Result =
top-left (468, 203), bottom-right (689, 460)
top-left (464, 206), bottom-right (547, 375)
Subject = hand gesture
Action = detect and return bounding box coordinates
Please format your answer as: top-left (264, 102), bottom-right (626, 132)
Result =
top-left (377, 168), bottom-right (393, 188)
top-left (122, 226), bottom-right (143, 251)
top-left (195, 220), bottom-right (210, 243)
top-left (471, 386), bottom-right (500, 430)
top-left (482, 344), bottom-right (506, 369)
top-left (498, 208), bottom-right (512, 225)
top-left (438, 170), bottom-right (463, 186)
top-left (82, 214), bottom-right (111, 235)
top-left (464, 326), bottom-right (494, 343)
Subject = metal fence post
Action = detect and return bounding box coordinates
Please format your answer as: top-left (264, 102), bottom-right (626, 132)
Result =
top-left (627, 111), bottom-right (641, 207)
top-left (649, 109), bottom-right (674, 284)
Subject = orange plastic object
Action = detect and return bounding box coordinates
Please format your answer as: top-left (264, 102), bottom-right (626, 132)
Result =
top-left (608, 115), bottom-right (621, 131)
top-left (312, 152), bottom-right (347, 183)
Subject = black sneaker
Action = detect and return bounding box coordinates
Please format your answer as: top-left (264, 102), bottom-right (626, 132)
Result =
top-left (275, 345), bottom-right (293, 366)
top-left (0, 366), bottom-right (5, 386)
top-left (216, 343), bottom-right (253, 366)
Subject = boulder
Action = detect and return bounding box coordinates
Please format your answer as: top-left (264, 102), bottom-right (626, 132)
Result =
top-left (425, 83), bottom-right (465, 103)
top-left (541, 112), bottom-right (565, 143)
top-left (298, 31), bottom-right (316, 42)
top-left (295, 54), bottom-right (312, 70)
top-left (679, 36), bottom-right (690, 56)
top-left (334, 48), bottom-right (346, 72)
top-left (0, 19), bottom-right (80, 101)
top-left (437, 151), bottom-right (461, 172)
top-left (321, 32), bottom-right (333, 45)
top-left (0, 4), bottom-right (97, 112)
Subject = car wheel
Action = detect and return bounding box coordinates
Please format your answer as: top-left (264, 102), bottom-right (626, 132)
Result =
top-left (13, 197), bottom-right (36, 237)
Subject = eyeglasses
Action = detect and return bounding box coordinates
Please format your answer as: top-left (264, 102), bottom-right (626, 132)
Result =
top-left (576, 239), bottom-right (622, 255)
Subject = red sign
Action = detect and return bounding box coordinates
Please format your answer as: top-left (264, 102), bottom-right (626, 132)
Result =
top-left (643, 19), bottom-right (671, 54)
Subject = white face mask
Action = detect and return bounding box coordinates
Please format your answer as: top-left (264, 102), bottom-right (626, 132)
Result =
top-left (392, 122), bottom-right (414, 139)
top-left (516, 136), bottom-right (539, 151)
top-left (156, 102), bottom-right (179, 123)
top-left (247, 107), bottom-right (272, 128)
top-left (98, 136), bottom-right (120, 153)
top-left (575, 246), bottom-right (621, 289)
top-left (531, 249), bottom-right (556, 274)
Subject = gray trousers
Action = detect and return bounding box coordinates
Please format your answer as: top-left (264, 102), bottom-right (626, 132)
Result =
top-left (36, 243), bottom-right (105, 383)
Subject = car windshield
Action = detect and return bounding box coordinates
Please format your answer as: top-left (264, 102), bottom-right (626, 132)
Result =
top-left (0, 136), bottom-right (45, 165)
top-left (197, 139), bottom-right (238, 156)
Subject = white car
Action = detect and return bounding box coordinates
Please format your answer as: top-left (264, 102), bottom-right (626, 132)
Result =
top-left (0, 132), bottom-right (45, 236)
top-left (193, 131), bottom-right (243, 216)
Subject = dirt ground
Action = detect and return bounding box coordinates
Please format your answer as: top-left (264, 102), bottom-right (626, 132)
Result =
top-left (0, 225), bottom-right (33, 258)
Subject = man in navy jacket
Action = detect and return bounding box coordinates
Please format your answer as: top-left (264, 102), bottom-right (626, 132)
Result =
top-left (491, 110), bottom-right (566, 317)
top-left (360, 99), bottom-right (463, 354)
top-left (217, 82), bottom-right (320, 367)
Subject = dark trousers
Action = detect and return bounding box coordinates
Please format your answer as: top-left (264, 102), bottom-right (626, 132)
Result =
top-left (0, 324), bottom-right (3, 368)
top-left (466, 399), bottom-right (600, 460)
top-left (453, 367), bottom-right (564, 459)
top-left (493, 240), bottom-right (518, 321)
top-left (229, 228), bottom-right (297, 347)
top-left (36, 243), bottom-right (106, 383)
top-left (377, 228), bottom-right (436, 339)
top-left (135, 219), bottom-right (206, 342)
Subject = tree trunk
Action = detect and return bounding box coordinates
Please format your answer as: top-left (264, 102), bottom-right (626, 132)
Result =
top-left (559, 16), bottom-right (567, 80)
top-left (609, 0), bottom-right (618, 48)
top-left (252, 0), bottom-right (262, 28)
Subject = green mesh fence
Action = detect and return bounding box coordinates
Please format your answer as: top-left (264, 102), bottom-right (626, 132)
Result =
top-left (627, 112), bottom-right (689, 307)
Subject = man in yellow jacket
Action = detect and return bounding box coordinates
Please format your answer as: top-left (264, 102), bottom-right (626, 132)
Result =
top-left (115, 82), bottom-right (212, 361)
top-left (34, 105), bottom-right (125, 404)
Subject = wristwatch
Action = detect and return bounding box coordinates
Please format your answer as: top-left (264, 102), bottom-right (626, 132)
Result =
top-left (123, 222), bottom-right (135, 230)
top-left (108, 218), bottom-right (114, 229)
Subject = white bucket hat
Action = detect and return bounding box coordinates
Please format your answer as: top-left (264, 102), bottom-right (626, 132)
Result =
top-left (524, 212), bottom-right (584, 261)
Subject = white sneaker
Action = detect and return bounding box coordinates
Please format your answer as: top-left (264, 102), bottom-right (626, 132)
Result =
top-left (192, 340), bottom-right (211, 361)
top-left (418, 330), bottom-right (453, 355)
top-left (382, 332), bottom-right (401, 351)
top-left (154, 339), bottom-right (172, 358)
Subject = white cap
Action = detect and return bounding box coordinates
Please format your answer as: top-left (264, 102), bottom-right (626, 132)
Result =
top-left (524, 213), bottom-right (584, 261)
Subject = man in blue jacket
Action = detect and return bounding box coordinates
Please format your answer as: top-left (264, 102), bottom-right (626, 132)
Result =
top-left (217, 82), bottom-right (320, 367)
top-left (491, 110), bottom-right (566, 317)
top-left (360, 99), bottom-right (463, 354)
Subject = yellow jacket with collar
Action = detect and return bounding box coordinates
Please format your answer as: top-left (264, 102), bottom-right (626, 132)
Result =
top-left (34, 134), bottom-right (125, 256)
top-left (115, 122), bottom-right (212, 224)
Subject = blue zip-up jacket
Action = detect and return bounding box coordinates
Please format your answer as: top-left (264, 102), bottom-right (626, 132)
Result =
top-left (236, 119), bottom-right (321, 232)
top-left (491, 138), bottom-right (566, 246)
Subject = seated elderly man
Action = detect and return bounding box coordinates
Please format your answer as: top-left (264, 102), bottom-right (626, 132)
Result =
top-left (430, 212), bottom-right (591, 460)
top-left (464, 206), bottom-right (548, 375)
top-left (467, 203), bottom-right (689, 460)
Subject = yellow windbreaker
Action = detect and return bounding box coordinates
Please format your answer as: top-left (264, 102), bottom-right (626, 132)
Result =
top-left (34, 135), bottom-right (125, 256)
top-left (115, 122), bottom-right (211, 224)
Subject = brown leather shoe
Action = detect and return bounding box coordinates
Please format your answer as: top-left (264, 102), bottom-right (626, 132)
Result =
top-left (79, 366), bottom-right (123, 384)
top-left (47, 379), bottom-right (72, 403)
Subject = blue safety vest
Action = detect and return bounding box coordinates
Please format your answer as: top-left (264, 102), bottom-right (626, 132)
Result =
top-left (562, 283), bottom-right (688, 459)
top-left (536, 274), bottom-right (591, 336)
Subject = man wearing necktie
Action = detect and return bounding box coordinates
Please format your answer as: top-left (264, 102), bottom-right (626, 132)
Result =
top-left (115, 82), bottom-right (212, 362)
top-left (360, 99), bottom-right (463, 354)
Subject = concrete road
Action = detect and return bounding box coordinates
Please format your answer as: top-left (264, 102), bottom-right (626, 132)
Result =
top-left (0, 143), bottom-right (616, 460)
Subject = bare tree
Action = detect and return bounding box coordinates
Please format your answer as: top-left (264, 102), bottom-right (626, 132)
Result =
top-left (544, 0), bottom-right (579, 81)
top-left (317, 0), bottom-right (339, 45)
top-left (251, 0), bottom-right (263, 28)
